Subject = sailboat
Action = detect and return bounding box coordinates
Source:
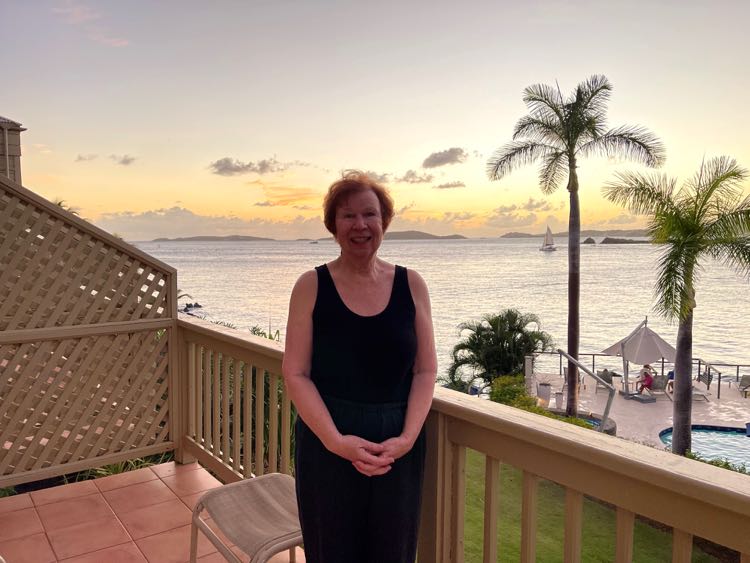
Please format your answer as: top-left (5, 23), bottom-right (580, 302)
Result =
top-left (540, 226), bottom-right (557, 252)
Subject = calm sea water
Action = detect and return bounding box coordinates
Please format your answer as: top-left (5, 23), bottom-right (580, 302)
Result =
top-left (135, 238), bottom-right (750, 377)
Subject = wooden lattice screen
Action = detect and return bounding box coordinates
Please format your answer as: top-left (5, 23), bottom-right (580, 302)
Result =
top-left (0, 175), bottom-right (178, 488)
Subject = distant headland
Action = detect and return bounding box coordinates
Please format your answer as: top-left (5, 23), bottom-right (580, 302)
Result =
top-left (385, 230), bottom-right (466, 240)
top-left (501, 228), bottom-right (648, 239)
top-left (152, 235), bottom-right (274, 242)
top-left (152, 230), bottom-right (467, 242)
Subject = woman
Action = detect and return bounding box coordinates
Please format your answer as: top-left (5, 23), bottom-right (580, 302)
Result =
top-left (636, 364), bottom-right (655, 394)
top-left (282, 171), bottom-right (437, 562)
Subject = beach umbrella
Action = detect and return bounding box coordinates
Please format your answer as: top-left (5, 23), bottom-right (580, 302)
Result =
top-left (601, 318), bottom-right (677, 393)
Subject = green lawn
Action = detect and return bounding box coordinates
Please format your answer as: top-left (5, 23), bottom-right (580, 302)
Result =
top-left (463, 449), bottom-right (719, 562)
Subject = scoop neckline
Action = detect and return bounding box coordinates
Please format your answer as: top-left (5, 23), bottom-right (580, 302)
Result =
top-left (323, 263), bottom-right (398, 318)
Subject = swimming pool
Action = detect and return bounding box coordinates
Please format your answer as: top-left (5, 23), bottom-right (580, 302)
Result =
top-left (659, 425), bottom-right (750, 467)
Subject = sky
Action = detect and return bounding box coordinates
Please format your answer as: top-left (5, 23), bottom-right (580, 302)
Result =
top-left (4, 0), bottom-right (750, 241)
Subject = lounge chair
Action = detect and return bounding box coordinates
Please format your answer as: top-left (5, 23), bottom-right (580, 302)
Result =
top-left (692, 370), bottom-right (711, 402)
top-left (595, 369), bottom-right (613, 394)
top-left (562, 366), bottom-right (586, 392)
top-left (643, 374), bottom-right (669, 400)
top-left (731, 374), bottom-right (750, 398)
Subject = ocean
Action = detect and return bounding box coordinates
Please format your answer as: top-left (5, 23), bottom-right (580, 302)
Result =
top-left (134, 238), bottom-right (750, 377)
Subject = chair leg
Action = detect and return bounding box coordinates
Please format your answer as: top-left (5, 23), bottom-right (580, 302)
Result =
top-left (189, 521), bottom-right (199, 563)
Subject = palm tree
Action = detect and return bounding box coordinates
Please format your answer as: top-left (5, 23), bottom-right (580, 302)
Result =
top-left (486, 75), bottom-right (665, 416)
top-left (447, 309), bottom-right (553, 391)
top-left (53, 199), bottom-right (80, 216)
top-left (604, 156), bottom-right (750, 455)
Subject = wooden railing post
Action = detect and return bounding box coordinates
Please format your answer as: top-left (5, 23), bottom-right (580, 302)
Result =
top-left (418, 410), bottom-right (447, 563)
top-left (173, 323), bottom-right (195, 464)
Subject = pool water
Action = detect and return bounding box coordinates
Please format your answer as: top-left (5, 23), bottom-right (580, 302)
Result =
top-left (660, 426), bottom-right (750, 467)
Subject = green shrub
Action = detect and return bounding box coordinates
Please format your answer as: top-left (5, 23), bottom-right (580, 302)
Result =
top-left (490, 375), bottom-right (595, 430)
top-left (489, 375), bottom-right (527, 405)
top-left (686, 451), bottom-right (748, 475)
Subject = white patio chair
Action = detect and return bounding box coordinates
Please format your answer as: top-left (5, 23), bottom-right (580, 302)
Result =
top-left (189, 472), bottom-right (303, 563)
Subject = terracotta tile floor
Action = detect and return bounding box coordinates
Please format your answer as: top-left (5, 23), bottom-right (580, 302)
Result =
top-left (0, 462), bottom-right (305, 563)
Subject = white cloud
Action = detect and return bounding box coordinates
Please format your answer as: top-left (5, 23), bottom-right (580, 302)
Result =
top-left (396, 170), bottom-right (433, 184)
top-left (110, 154), bottom-right (136, 166)
top-left (52, 1), bottom-right (129, 47)
top-left (433, 181), bottom-right (465, 189)
top-left (210, 157), bottom-right (308, 176)
top-left (422, 147), bottom-right (468, 168)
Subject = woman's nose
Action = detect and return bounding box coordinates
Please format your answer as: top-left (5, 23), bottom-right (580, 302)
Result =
top-left (354, 214), bottom-right (366, 228)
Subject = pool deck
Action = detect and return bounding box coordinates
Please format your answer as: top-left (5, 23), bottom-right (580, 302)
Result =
top-left (534, 371), bottom-right (750, 447)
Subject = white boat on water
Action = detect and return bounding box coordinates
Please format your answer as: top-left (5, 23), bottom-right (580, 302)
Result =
top-left (540, 226), bottom-right (557, 252)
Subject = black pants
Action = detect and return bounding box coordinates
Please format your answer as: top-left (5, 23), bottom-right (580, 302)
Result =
top-left (294, 396), bottom-right (426, 563)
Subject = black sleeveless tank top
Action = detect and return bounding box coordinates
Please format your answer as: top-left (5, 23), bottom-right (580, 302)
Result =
top-left (310, 264), bottom-right (417, 404)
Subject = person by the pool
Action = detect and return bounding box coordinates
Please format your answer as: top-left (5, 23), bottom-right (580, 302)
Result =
top-left (636, 364), bottom-right (655, 394)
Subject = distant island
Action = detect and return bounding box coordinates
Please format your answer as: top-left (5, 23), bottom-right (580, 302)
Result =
top-left (152, 235), bottom-right (274, 242)
top-left (152, 230), bottom-right (466, 242)
top-left (600, 237), bottom-right (650, 244)
top-left (502, 228), bottom-right (648, 239)
top-left (385, 230), bottom-right (466, 240)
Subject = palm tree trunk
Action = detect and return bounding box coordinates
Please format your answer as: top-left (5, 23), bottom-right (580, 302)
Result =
top-left (671, 307), bottom-right (694, 455)
top-left (565, 163), bottom-right (581, 417)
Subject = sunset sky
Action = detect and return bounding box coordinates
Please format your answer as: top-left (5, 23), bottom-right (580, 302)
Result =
top-left (4, 0), bottom-right (750, 241)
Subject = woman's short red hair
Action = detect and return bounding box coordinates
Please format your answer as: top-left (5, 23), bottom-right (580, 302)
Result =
top-left (323, 171), bottom-right (394, 235)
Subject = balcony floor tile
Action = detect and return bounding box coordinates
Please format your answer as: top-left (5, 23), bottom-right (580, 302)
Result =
top-left (46, 514), bottom-right (131, 560)
top-left (103, 478), bottom-right (179, 514)
top-left (30, 480), bottom-right (98, 507)
top-left (149, 460), bottom-right (201, 478)
top-left (58, 541), bottom-right (148, 562)
top-left (0, 506), bottom-right (44, 542)
top-left (160, 467), bottom-right (222, 497)
top-left (135, 523), bottom-right (216, 563)
top-left (0, 492), bottom-right (33, 514)
top-left (0, 531), bottom-right (56, 563)
top-left (117, 499), bottom-right (193, 540)
top-left (36, 492), bottom-right (114, 531)
top-left (94, 466), bottom-right (159, 492)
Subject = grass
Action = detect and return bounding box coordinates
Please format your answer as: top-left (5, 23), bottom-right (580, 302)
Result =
top-left (463, 449), bottom-right (720, 562)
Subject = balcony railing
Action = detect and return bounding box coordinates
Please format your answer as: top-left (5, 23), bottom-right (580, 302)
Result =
top-left (4, 315), bottom-right (749, 561)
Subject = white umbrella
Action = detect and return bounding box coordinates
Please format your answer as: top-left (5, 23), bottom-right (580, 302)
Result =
top-left (601, 318), bottom-right (677, 394)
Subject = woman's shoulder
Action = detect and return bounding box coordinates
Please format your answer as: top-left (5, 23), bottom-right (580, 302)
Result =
top-left (404, 266), bottom-right (427, 289)
top-left (290, 269), bottom-right (319, 302)
top-left (403, 267), bottom-right (430, 305)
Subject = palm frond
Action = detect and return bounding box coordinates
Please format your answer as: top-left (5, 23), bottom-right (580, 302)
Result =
top-left (576, 74), bottom-right (612, 115)
top-left (654, 243), bottom-right (696, 320)
top-left (486, 141), bottom-right (556, 181)
top-left (703, 203), bottom-right (750, 242)
top-left (603, 171), bottom-right (677, 216)
top-left (579, 125), bottom-right (665, 166)
top-left (522, 83), bottom-right (564, 121)
top-left (512, 114), bottom-right (564, 145)
top-left (538, 150), bottom-right (568, 194)
top-left (687, 156), bottom-right (749, 218)
top-left (706, 237), bottom-right (750, 279)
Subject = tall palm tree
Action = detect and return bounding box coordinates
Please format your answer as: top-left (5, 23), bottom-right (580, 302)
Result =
top-left (447, 309), bottom-right (553, 391)
top-left (487, 75), bottom-right (665, 416)
top-left (604, 156), bottom-right (750, 455)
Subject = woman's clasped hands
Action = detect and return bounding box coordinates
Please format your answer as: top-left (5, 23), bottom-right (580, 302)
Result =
top-left (330, 434), bottom-right (413, 477)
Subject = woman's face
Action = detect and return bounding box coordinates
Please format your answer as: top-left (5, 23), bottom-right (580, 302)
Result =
top-left (334, 189), bottom-right (384, 258)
